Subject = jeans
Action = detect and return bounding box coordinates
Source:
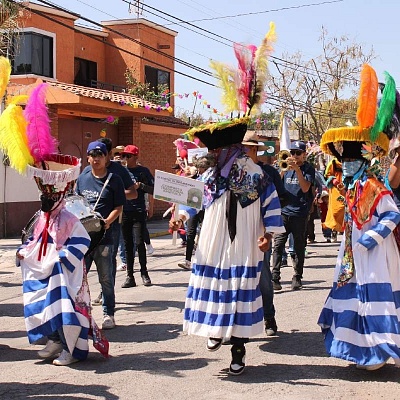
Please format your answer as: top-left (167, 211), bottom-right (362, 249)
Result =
top-left (185, 210), bottom-right (204, 262)
top-left (259, 246), bottom-right (275, 320)
top-left (85, 244), bottom-right (115, 316)
top-left (122, 210), bottom-right (148, 276)
top-left (119, 225), bottom-right (126, 265)
top-left (142, 219), bottom-right (151, 245)
top-left (272, 214), bottom-right (308, 281)
top-left (111, 222), bottom-right (121, 284)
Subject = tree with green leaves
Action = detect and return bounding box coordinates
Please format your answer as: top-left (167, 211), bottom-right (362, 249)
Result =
top-left (266, 27), bottom-right (375, 143)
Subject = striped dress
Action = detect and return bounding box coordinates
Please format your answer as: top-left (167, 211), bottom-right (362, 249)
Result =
top-left (19, 208), bottom-right (107, 360)
top-left (183, 156), bottom-right (284, 339)
top-left (318, 193), bottom-right (400, 366)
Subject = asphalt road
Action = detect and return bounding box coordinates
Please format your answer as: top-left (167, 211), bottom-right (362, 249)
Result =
top-left (1, 221), bottom-right (400, 400)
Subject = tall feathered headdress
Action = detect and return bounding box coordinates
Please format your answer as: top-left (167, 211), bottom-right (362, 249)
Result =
top-left (0, 56), bottom-right (80, 193)
top-left (320, 64), bottom-right (396, 159)
top-left (187, 23), bottom-right (277, 149)
top-left (211, 21), bottom-right (276, 116)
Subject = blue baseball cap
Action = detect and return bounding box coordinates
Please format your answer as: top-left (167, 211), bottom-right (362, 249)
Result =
top-left (87, 141), bottom-right (107, 155)
top-left (290, 141), bottom-right (306, 152)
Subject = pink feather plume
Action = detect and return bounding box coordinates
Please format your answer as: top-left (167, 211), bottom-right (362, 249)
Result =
top-left (233, 43), bottom-right (257, 112)
top-left (24, 83), bottom-right (57, 164)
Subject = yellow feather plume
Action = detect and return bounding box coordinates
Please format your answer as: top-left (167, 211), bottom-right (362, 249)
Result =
top-left (210, 59), bottom-right (238, 113)
top-left (0, 103), bottom-right (33, 173)
top-left (254, 22), bottom-right (276, 78)
top-left (0, 57), bottom-right (10, 100)
top-left (356, 64), bottom-right (378, 128)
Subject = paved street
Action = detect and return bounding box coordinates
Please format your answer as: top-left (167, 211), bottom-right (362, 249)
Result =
top-left (1, 220), bottom-right (400, 399)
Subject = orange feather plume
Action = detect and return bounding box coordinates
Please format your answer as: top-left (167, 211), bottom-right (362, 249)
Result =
top-left (356, 64), bottom-right (378, 129)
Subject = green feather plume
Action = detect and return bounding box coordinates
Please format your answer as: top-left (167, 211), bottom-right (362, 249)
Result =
top-left (370, 71), bottom-right (396, 142)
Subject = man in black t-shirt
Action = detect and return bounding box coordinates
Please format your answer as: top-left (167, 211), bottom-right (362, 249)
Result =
top-left (120, 145), bottom-right (155, 288)
top-left (272, 141), bottom-right (315, 291)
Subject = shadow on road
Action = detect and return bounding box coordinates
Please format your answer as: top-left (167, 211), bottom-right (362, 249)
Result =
top-left (216, 362), bottom-right (400, 384)
top-left (0, 303), bottom-right (23, 317)
top-left (75, 351), bottom-right (213, 378)
top-left (0, 381), bottom-right (118, 399)
top-left (103, 322), bottom-right (183, 343)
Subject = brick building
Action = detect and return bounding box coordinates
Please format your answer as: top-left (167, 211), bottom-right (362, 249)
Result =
top-left (0, 1), bottom-right (189, 237)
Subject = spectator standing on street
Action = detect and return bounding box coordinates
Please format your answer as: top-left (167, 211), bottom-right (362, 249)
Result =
top-left (272, 140), bottom-right (316, 291)
top-left (82, 138), bottom-right (137, 305)
top-left (76, 141), bottom-right (126, 329)
top-left (121, 145), bottom-right (155, 288)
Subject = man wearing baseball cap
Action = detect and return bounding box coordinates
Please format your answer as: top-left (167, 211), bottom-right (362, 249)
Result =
top-left (272, 140), bottom-right (315, 291)
top-left (121, 145), bottom-right (154, 288)
top-left (76, 141), bottom-right (127, 329)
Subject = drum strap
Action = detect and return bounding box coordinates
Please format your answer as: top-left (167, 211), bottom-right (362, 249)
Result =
top-left (93, 173), bottom-right (113, 212)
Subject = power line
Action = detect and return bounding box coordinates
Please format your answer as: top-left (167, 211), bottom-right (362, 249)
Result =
top-left (12, 1), bottom-right (358, 120)
top-left (127, 0), bottom-right (363, 84)
top-left (17, 1), bottom-right (216, 87)
top-left (33, 0), bottom-right (215, 78)
top-left (164, 0), bottom-right (344, 24)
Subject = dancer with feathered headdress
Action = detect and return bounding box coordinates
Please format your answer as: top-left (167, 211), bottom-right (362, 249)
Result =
top-left (0, 57), bottom-right (109, 366)
top-left (169, 23), bottom-right (284, 375)
top-left (318, 65), bottom-right (400, 370)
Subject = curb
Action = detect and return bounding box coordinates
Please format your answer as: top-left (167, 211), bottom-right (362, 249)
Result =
top-left (149, 230), bottom-right (171, 239)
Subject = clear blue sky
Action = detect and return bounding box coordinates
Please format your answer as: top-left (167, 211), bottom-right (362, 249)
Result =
top-left (37, 0), bottom-right (400, 118)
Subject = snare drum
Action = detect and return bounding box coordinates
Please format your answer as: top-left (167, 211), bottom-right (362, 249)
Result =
top-left (21, 195), bottom-right (105, 255)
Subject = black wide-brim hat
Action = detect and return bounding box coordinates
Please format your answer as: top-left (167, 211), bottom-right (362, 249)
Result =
top-left (186, 118), bottom-right (249, 150)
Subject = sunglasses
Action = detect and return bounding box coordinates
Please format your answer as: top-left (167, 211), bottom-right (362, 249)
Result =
top-left (290, 150), bottom-right (304, 156)
top-left (88, 150), bottom-right (105, 157)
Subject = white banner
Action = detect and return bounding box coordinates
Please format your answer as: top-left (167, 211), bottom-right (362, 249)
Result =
top-left (153, 170), bottom-right (204, 210)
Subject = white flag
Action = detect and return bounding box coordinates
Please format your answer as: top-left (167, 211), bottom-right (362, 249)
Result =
top-left (280, 114), bottom-right (291, 151)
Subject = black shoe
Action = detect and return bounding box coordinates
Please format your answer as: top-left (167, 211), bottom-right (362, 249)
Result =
top-left (281, 259), bottom-right (288, 268)
top-left (291, 276), bottom-right (302, 290)
top-left (272, 280), bottom-right (282, 291)
top-left (121, 276), bottom-right (136, 288)
top-left (206, 337), bottom-right (222, 352)
top-left (265, 317), bottom-right (278, 336)
top-left (229, 345), bottom-right (246, 375)
top-left (141, 273), bottom-right (152, 286)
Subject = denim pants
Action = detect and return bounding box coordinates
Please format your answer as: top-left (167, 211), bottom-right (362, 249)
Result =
top-left (118, 225), bottom-right (126, 265)
top-left (258, 245), bottom-right (275, 320)
top-left (122, 210), bottom-right (148, 276)
top-left (111, 222), bottom-right (121, 284)
top-left (272, 214), bottom-right (308, 281)
top-left (85, 244), bottom-right (115, 316)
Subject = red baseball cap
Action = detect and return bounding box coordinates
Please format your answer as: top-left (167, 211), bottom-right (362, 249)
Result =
top-left (123, 145), bottom-right (139, 156)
